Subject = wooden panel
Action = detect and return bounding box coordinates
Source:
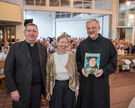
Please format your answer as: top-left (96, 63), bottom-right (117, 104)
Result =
top-left (0, 74), bottom-right (6, 91)
top-left (116, 54), bottom-right (135, 74)
top-left (0, 61), bottom-right (6, 91)
top-left (0, 61), bottom-right (5, 68)
top-left (0, 1), bottom-right (21, 23)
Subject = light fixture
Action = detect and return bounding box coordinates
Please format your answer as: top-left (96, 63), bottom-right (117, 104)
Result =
top-left (126, 1), bottom-right (131, 6)
top-left (128, 14), bottom-right (134, 20)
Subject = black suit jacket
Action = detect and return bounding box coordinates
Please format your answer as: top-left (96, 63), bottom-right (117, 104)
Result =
top-left (125, 46), bottom-right (135, 54)
top-left (4, 41), bottom-right (47, 102)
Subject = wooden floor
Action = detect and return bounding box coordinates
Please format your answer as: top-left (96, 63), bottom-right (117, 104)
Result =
top-left (110, 72), bottom-right (135, 108)
top-left (0, 72), bottom-right (135, 108)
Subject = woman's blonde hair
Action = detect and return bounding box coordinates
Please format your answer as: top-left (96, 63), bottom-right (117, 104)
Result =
top-left (57, 33), bottom-right (69, 43)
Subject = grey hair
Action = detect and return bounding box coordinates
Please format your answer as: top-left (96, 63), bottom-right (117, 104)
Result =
top-left (86, 19), bottom-right (100, 26)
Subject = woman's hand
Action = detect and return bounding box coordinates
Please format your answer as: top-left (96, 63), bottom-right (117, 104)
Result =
top-left (46, 92), bottom-right (50, 101)
top-left (75, 89), bottom-right (79, 103)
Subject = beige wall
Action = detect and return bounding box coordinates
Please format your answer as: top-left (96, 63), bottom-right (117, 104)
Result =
top-left (0, 1), bottom-right (21, 22)
top-left (111, 0), bottom-right (119, 39)
top-left (16, 8), bottom-right (24, 41)
top-left (16, 24), bottom-right (24, 41)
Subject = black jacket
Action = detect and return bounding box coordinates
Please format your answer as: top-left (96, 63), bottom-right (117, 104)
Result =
top-left (76, 34), bottom-right (117, 108)
top-left (4, 41), bottom-right (47, 103)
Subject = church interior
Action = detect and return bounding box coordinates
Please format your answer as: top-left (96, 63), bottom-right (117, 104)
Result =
top-left (0, 0), bottom-right (135, 108)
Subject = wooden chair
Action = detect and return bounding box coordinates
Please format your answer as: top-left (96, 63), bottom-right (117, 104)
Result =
top-left (0, 61), bottom-right (6, 91)
top-left (116, 54), bottom-right (135, 74)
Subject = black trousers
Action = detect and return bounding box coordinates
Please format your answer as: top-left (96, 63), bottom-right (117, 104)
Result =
top-left (12, 84), bottom-right (41, 108)
top-left (50, 80), bottom-right (76, 108)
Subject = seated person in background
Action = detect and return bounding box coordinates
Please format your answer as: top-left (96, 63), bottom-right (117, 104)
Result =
top-left (117, 44), bottom-right (134, 71)
top-left (118, 45), bottom-right (126, 55)
top-left (121, 59), bottom-right (131, 71)
top-left (48, 41), bottom-right (56, 54)
top-left (0, 47), bottom-right (8, 74)
top-left (0, 47), bottom-right (8, 61)
top-left (125, 42), bottom-right (135, 54)
top-left (1, 41), bottom-right (10, 52)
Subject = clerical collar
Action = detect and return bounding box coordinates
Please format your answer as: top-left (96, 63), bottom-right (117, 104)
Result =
top-left (26, 41), bottom-right (36, 47)
top-left (30, 44), bottom-right (34, 46)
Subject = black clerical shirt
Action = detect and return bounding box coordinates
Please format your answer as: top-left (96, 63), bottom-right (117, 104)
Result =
top-left (26, 42), bottom-right (42, 85)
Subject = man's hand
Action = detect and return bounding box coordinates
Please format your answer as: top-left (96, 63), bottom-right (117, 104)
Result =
top-left (82, 68), bottom-right (89, 77)
top-left (94, 69), bottom-right (103, 77)
top-left (11, 90), bottom-right (20, 102)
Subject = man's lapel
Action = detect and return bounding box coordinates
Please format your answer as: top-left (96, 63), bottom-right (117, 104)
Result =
top-left (21, 41), bottom-right (32, 63)
top-left (37, 42), bottom-right (43, 68)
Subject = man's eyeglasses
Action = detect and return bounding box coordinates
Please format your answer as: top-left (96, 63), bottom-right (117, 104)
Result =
top-left (25, 29), bottom-right (37, 33)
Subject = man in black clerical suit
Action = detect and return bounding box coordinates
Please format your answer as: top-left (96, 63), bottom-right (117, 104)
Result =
top-left (76, 19), bottom-right (117, 108)
top-left (4, 23), bottom-right (47, 108)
